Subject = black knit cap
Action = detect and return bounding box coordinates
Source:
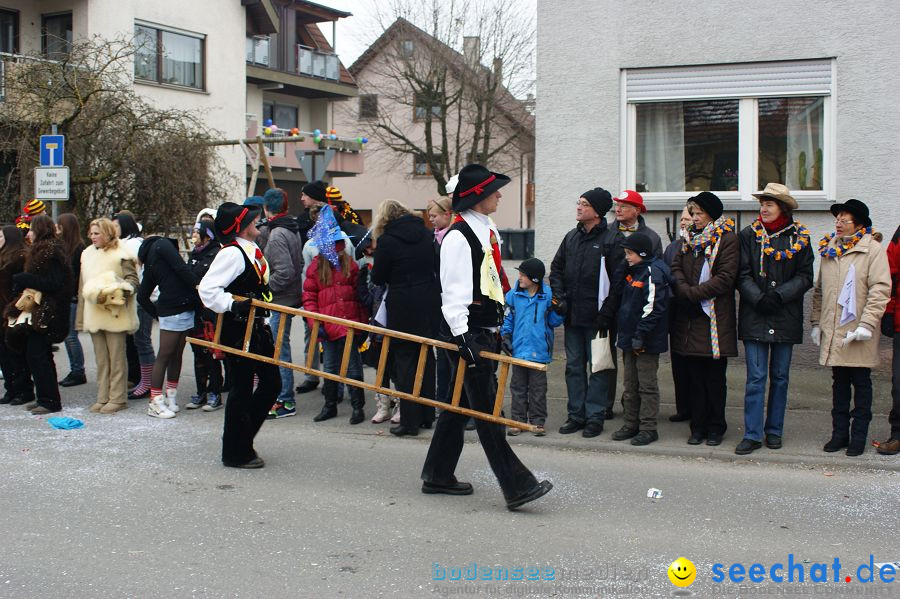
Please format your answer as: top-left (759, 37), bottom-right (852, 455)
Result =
top-left (581, 188), bottom-right (612, 216)
top-left (302, 180), bottom-right (328, 203)
top-left (516, 258), bottom-right (545, 283)
top-left (689, 191), bottom-right (723, 221)
top-left (621, 231), bottom-right (653, 259)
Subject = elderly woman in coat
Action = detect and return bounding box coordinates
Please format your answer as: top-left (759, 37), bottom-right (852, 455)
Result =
top-left (810, 199), bottom-right (890, 456)
top-left (735, 183), bottom-right (814, 455)
top-left (670, 192), bottom-right (739, 447)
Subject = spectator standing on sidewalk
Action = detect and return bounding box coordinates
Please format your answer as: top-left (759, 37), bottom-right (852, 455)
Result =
top-left (56, 213), bottom-right (87, 388)
top-left (549, 187), bottom-right (621, 438)
top-left (810, 199), bottom-right (890, 457)
top-left (875, 224), bottom-right (900, 456)
top-left (734, 183), bottom-right (813, 455)
top-left (670, 192), bottom-right (739, 447)
top-left (0, 226), bottom-right (28, 405)
top-left (663, 206), bottom-right (693, 423)
top-left (260, 188), bottom-right (304, 420)
top-left (501, 258), bottom-right (563, 437)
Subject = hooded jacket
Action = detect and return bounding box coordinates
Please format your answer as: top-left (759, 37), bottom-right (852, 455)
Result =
top-left (302, 254), bottom-right (368, 341)
top-left (263, 214), bottom-right (304, 307)
top-left (138, 236), bottom-right (199, 319)
top-left (370, 214), bottom-right (441, 338)
top-left (549, 219), bottom-right (623, 328)
top-left (500, 281), bottom-right (564, 363)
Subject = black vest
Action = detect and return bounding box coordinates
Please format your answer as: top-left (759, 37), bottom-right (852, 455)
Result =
top-left (221, 244), bottom-right (271, 348)
top-left (449, 219), bottom-right (503, 329)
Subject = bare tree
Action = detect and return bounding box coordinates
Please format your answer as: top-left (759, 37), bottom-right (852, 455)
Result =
top-left (0, 36), bottom-right (235, 232)
top-left (351, 0), bottom-right (535, 194)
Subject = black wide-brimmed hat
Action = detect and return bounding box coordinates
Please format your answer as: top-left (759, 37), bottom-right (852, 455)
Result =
top-left (215, 201), bottom-right (261, 243)
top-left (452, 163), bottom-right (511, 212)
top-left (830, 199), bottom-right (872, 228)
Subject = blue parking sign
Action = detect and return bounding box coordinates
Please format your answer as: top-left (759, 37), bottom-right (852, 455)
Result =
top-left (40, 135), bottom-right (65, 167)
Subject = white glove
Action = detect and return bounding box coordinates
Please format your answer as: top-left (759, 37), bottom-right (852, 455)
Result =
top-left (844, 326), bottom-right (872, 345)
top-left (811, 326), bottom-right (821, 346)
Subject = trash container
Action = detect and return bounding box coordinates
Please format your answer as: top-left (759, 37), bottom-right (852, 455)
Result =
top-left (499, 229), bottom-right (534, 260)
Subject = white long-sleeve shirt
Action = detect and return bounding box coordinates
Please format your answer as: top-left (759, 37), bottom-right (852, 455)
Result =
top-left (199, 238), bottom-right (263, 314)
top-left (440, 210), bottom-right (501, 336)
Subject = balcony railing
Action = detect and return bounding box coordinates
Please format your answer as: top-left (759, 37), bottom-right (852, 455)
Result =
top-left (296, 45), bottom-right (338, 81)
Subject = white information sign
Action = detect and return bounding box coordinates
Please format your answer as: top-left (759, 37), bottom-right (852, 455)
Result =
top-left (34, 167), bottom-right (69, 200)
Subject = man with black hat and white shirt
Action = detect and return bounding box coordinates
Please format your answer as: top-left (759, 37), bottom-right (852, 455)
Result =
top-left (421, 163), bottom-right (553, 511)
top-left (549, 187), bottom-right (623, 438)
top-left (199, 202), bottom-right (281, 468)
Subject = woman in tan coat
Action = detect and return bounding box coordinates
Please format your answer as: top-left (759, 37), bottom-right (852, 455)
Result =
top-left (76, 218), bottom-right (139, 413)
top-left (810, 199), bottom-right (890, 456)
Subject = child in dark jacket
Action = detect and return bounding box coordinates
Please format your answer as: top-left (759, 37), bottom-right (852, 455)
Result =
top-left (501, 258), bottom-right (564, 436)
top-left (599, 232), bottom-right (672, 445)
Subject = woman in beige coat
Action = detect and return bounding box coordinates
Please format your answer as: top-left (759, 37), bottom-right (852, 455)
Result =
top-left (810, 199), bottom-right (890, 456)
top-left (76, 218), bottom-right (139, 413)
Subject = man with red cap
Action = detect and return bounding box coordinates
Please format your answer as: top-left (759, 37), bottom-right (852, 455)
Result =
top-left (198, 202), bottom-right (281, 468)
top-left (421, 163), bottom-right (553, 511)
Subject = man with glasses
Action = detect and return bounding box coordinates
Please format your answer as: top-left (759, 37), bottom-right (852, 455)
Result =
top-left (549, 188), bottom-right (622, 438)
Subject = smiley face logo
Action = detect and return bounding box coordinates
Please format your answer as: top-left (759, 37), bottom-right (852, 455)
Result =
top-left (668, 557), bottom-right (696, 587)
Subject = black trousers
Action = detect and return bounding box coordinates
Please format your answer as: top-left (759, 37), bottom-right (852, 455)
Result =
top-left (670, 351), bottom-right (692, 418)
top-left (191, 342), bottom-right (223, 395)
top-left (891, 335), bottom-right (900, 439)
top-left (686, 355), bottom-right (728, 436)
top-left (221, 320), bottom-right (281, 466)
top-left (0, 331), bottom-right (32, 401)
top-left (24, 332), bottom-right (61, 410)
top-left (831, 366), bottom-right (872, 442)
top-left (421, 329), bottom-right (538, 500)
top-left (392, 340), bottom-right (436, 429)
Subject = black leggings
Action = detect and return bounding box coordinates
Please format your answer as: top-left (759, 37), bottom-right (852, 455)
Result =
top-left (151, 329), bottom-right (188, 389)
top-left (191, 341), bottom-right (223, 395)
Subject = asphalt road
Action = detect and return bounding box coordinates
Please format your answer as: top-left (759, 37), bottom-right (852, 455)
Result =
top-left (2, 398), bottom-right (898, 599)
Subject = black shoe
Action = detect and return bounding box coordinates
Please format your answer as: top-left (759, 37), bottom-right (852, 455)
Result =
top-left (422, 478), bottom-right (473, 495)
top-left (223, 456), bottom-right (265, 469)
top-left (846, 439), bottom-right (866, 457)
top-left (390, 424), bottom-right (419, 437)
top-left (59, 372), bottom-right (87, 387)
top-left (506, 480), bottom-right (553, 511)
top-left (9, 395), bottom-right (34, 406)
top-left (558, 419), bottom-right (584, 435)
top-left (669, 413), bottom-right (691, 422)
top-left (582, 421), bottom-right (603, 438)
top-left (735, 439), bottom-right (762, 455)
top-left (128, 388), bottom-right (150, 400)
top-left (611, 426), bottom-right (639, 441)
top-left (295, 380), bottom-right (319, 394)
top-left (765, 434), bottom-right (783, 449)
top-left (0, 394), bottom-right (12, 405)
top-left (313, 404), bottom-right (337, 422)
top-left (420, 421), bottom-right (433, 429)
top-left (465, 418), bottom-right (476, 431)
top-left (706, 433), bottom-right (722, 446)
top-left (823, 437), bottom-right (849, 452)
top-left (687, 433), bottom-right (705, 445)
top-left (631, 430), bottom-right (658, 446)
top-left (349, 408), bottom-right (365, 425)
top-left (602, 407), bottom-right (614, 420)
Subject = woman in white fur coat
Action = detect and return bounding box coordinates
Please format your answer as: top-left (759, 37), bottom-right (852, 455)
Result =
top-left (76, 218), bottom-right (139, 413)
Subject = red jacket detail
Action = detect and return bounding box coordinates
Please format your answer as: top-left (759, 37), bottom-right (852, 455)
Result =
top-left (302, 256), bottom-right (368, 340)
top-left (886, 235), bottom-right (900, 331)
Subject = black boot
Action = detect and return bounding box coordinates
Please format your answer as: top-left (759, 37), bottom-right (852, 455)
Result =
top-left (313, 381), bottom-right (338, 422)
top-left (348, 387), bottom-right (365, 425)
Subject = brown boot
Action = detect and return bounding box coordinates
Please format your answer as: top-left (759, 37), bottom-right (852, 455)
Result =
top-left (876, 438), bottom-right (900, 455)
top-left (100, 402), bottom-right (128, 414)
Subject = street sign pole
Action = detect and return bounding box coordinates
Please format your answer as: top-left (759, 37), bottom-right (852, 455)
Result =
top-left (49, 125), bottom-right (60, 219)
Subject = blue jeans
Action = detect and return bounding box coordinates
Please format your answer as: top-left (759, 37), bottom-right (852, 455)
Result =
top-left (135, 305), bottom-right (156, 364)
top-left (322, 337), bottom-right (363, 383)
top-left (65, 301), bottom-right (85, 374)
top-left (563, 325), bottom-right (611, 424)
top-left (302, 319), bottom-right (320, 384)
top-left (742, 341), bottom-right (793, 441)
top-left (269, 311), bottom-right (294, 402)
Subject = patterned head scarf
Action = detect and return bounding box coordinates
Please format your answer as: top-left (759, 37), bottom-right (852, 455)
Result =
top-left (310, 205), bottom-right (342, 268)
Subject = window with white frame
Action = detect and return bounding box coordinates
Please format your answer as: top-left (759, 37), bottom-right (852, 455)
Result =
top-left (623, 59), bottom-right (833, 203)
top-left (134, 22), bottom-right (205, 90)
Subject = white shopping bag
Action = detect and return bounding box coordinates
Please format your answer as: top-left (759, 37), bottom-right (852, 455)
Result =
top-left (591, 330), bottom-right (616, 372)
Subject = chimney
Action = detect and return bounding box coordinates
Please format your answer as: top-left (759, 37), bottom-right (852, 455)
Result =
top-left (492, 57), bottom-right (502, 83)
top-left (463, 36), bottom-right (480, 66)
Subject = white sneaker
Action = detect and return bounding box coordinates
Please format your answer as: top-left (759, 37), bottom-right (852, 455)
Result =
top-left (148, 396), bottom-right (176, 419)
top-left (165, 389), bottom-right (180, 413)
top-left (390, 402), bottom-right (401, 424)
top-left (371, 394), bottom-right (392, 423)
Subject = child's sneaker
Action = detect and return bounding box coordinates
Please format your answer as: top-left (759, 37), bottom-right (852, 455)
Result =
top-left (186, 394), bottom-right (206, 410)
top-left (165, 389), bottom-right (180, 413)
top-left (266, 400), bottom-right (296, 419)
top-left (533, 425), bottom-right (546, 437)
top-left (148, 396), bottom-right (176, 419)
top-left (507, 426), bottom-right (521, 436)
top-left (202, 393), bottom-right (223, 412)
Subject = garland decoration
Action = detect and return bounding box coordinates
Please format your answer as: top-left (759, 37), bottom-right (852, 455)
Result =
top-left (818, 227), bottom-right (871, 259)
top-left (751, 221), bottom-right (810, 261)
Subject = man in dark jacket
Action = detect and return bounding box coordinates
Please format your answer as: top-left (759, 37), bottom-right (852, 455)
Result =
top-left (549, 187), bottom-right (621, 438)
top-left (261, 188), bottom-right (304, 419)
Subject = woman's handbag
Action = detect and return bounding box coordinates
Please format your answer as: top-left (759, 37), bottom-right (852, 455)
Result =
top-left (591, 330), bottom-right (616, 372)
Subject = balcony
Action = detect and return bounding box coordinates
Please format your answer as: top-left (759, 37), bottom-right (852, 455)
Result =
top-left (245, 120), bottom-right (364, 177)
top-left (296, 45), bottom-right (338, 81)
top-left (245, 37), bottom-right (355, 98)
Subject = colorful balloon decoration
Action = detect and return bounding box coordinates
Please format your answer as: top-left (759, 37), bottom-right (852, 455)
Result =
top-left (290, 127), bottom-right (300, 136)
top-left (263, 126), bottom-right (272, 135)
top-left (264, 118), bottom-right (273, 127)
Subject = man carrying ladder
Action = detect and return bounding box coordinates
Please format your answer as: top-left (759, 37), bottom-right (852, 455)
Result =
top-left (421, 163), bottom-right (553, 510)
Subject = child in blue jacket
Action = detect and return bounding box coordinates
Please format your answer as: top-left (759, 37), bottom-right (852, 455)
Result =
top-left (598, 232), bottom-right (672, 446)
top-left (501, 258), bottom-right (564, 436)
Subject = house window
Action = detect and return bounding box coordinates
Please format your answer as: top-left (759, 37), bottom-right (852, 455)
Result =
top-left (624, 59), bottom-right (833, 202)
top-left (0, 9), bottom-right (18, 54)
top-left (359, 94), bottom-right (378, 119)
top-left (42, 12), bottom-right (72, 59)
top-left (262, 101), bottom-right (298, 130)
top-left (134, 23), bottom-right (205, 90)
top-left (399, 40), bottom-right (414, 57)
top-left (413, 154), bottom-right (442, 176)
top-left (414, 92), bottom-right (443, 121)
